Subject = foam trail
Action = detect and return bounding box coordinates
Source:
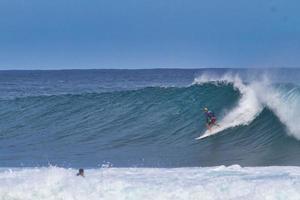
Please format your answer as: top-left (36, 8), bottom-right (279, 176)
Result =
top-left (1, 166), bottom-right (300, 200)
top-left (194, 73), bottom-right (263, 139)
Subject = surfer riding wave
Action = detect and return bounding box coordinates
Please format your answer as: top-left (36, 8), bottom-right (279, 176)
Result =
top-left (203, 107), bottom-right (219, 131)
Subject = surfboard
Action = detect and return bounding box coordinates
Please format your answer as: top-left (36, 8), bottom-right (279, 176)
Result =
top-left (195, 125), bottom-right (223, 140)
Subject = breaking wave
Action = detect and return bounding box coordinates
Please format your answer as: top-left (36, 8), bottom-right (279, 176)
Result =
top-left (1, 72), bottom-right (300, 167)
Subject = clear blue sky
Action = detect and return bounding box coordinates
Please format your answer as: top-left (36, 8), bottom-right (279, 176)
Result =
top-left (0, 0), bottom-right (299, 69)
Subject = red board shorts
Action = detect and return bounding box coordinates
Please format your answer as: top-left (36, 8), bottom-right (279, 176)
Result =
top-left (209, 117), bottom-right (216, 125)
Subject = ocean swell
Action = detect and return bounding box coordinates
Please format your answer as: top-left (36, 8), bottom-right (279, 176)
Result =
top-left (1, 75), bottom-right (300, 167)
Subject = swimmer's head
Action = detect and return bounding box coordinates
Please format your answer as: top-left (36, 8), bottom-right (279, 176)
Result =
top-left (77, 168), bottom-right (84, 177)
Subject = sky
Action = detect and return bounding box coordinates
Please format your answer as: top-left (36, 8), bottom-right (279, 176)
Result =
top-left (0, 0), bottom-right (300, 69)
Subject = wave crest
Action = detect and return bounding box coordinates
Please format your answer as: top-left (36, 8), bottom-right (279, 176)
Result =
top-left (194, 73), bottom-right (300, 140)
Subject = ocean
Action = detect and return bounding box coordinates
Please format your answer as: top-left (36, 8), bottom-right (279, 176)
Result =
top-left (1, 68), bottom-right (300, 199)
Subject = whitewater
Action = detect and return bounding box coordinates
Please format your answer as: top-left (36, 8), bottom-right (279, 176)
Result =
top-left (2, 166), bottom-right (300, 200)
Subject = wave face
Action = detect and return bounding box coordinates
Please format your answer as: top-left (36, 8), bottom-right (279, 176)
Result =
top-left (2, 69), bottom-right (300, 167)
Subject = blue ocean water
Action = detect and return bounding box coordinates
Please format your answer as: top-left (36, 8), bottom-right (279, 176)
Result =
top-left (1, 68), bottom-right (300, 168)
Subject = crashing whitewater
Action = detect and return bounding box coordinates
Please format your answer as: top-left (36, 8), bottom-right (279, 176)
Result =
top-left (1, 166), bottom-right (300, 200)
top-left (194, 73), bottom-right (300, 140)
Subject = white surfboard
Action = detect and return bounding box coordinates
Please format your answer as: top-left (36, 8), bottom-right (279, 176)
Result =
top-left (195, 125), bottom-right (223, 140)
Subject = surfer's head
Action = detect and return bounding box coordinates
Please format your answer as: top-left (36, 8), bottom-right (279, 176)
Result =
top-left (203, 107), bottom-right (208, 112)
top-left (77, 168), bottom-right (84, 177)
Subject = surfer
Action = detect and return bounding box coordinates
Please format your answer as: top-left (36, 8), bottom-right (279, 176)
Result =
top-left (203, 107), bottom-right (219, 131)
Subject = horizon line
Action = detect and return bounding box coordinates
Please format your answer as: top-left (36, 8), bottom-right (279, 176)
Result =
top-left (0, 66), bottom-right (299, 71)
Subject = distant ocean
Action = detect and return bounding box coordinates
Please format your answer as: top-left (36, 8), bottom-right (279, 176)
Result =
top-left (2, 68), bottom-right (300, 199)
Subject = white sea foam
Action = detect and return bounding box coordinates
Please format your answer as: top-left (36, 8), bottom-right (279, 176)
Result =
top-left (193, 73), bottom-right (300, 139)
top-left (1, 166), bottom-right (300, 200)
